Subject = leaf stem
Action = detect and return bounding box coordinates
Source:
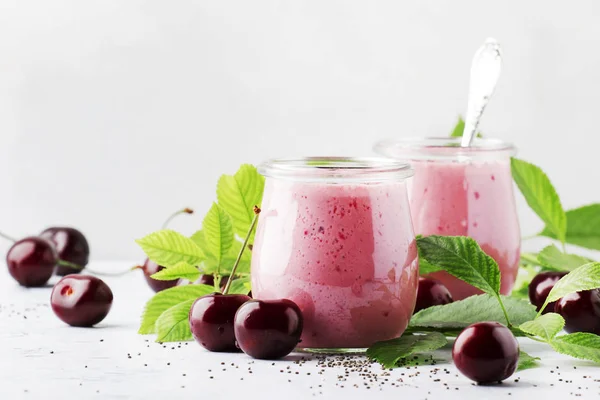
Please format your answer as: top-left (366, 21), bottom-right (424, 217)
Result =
top-left (0, 231), bottom-right (16, 243)
top-left (223, 206), bottom-right (261, 295)
top-left (496, 294), bottom-right (512, 328)
top-left (525, 334), bottom-right (547, 343)
top-left (161, 207), bottom-right (194, 230)
top-left (520, 253), bottom-right (540, 266)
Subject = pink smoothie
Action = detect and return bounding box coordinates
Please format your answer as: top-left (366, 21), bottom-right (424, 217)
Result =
top-left (252, 179), bottom-right (418, 349)
top-left (409, 159), bottom-right (521, 300)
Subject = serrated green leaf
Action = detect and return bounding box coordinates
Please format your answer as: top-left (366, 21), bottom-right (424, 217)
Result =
top-left (511, 158), bottom-right (566, 243)
top-left (537, 244), bottom-right (592, 272)
top-left (416, 235), bottom-right (500, 296)
top-left (136, 229), bottom-right (205, 268)
top-left (227, 239), bottom-right (252, 274)
top-left (419, 259), bottom-right (442, 275)
top-left (138, 284), bottom-right (214, 334)
top-left (541, 204), bottom-right (600, 251)
top-left (542, 262), bottom-right (600, 312)
top-left (519, 313), bottom-right (565, 341)
top-left (202, 244), bottom-right (251, 276)
top-left (410, 294), bottom-right (536, 329)
top-left (550, 332), bottom-right (600, 363)
top-left (517, 351), bottom-right (540, 371)
top-left (366, 332), bottom-right (448, 369)
top-left (201, 203), bottom-right (234, 274)
top-left (216, 164), bottom-right (264, 241)
top-left (190, 229), bottom-right (205, 248)
top-left (150, 261), bottom-right (201, 282)
top-left (227, 277), bottom-right (251, 295)
top-left (155, 299), bottom-right (195, 342)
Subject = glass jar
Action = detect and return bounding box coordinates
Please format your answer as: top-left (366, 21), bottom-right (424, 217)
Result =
top-left (251, 157), bottom-right (418, 351)
top-left (375, 137), bottom-right (520, 300)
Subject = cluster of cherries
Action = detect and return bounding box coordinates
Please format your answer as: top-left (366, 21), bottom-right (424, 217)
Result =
top-left (416, 271), bottom-right (600, 384)
top-left (3, 227), bottom-right (114, 327)
top-left (6, 214), bottom-right (599, 372)
top-left (144, 268), bottom-right (305, 360)
top-left (188, 282), bottom-right (304, 359)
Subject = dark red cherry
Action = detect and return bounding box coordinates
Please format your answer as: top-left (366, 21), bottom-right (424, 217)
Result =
top-left (40, 227), bottom-right (89, 275)
top-left (414, 277), bottom-right (453, 313)
top-left (6, 237), bottom-right (57, 287)
top-left (555, 289), bottom-right (600, 334)
top-left (189, 293), bottom-right (251, 352)
top-left (50, 275), bottom-right (113, 327)
top-left (234, 299), bottom-right (303, 360)
top-left (528, 271), bottom-right (567, 313)
top-left (140, 259), bottom-right (179, 292)
top-left (452, 321), bottom-right (519, 384)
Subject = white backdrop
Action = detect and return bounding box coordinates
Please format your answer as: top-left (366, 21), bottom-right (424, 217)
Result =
top-left (1, 1), bottom-right (599, 260)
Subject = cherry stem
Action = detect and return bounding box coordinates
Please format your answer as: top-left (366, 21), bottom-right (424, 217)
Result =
top-left (87, 267), bottom-right (136, 277)
top-left (0, 231), bottom-right (16, 243)
top-left (161, 207), bottom-right (194, 230)
top-left (57, 259), bottom-right (83, 270)
top-left (223, 205), bottom-right (261, 295)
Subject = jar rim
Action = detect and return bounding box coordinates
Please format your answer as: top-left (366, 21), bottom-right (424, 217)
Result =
top-left (258, 157), bottom-right (414, 182)
top-left (374, 137), bottom-right (517, 161)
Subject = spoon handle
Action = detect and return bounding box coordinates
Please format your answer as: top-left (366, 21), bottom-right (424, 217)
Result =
top-left (461, 38), bottom-right (502, 147)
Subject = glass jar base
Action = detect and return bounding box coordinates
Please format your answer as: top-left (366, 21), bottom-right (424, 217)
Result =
top-left (296, 347), bottom-right (368, 355)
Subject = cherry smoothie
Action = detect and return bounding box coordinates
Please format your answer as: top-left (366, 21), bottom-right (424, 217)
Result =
top-left (375, 138), bottom-right (520, 300)
top-left (252, 158), bottom-right (418, 349)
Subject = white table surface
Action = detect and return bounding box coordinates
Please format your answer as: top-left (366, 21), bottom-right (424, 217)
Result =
top-left (1, 261), bottom-right (599, 400)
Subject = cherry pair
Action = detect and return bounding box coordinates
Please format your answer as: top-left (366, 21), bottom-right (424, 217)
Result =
top-left (529, 271), bottom-right (600, 335)
top-left (189, 294), bottom-right (303, 360)
top-left (6, 227), bottom-right (89, 287)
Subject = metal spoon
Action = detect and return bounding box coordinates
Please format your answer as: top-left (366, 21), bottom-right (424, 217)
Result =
top-left (461, 38), bottom-right (502, 147)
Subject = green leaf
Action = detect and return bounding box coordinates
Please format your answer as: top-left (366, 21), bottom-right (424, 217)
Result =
top-left (517, 351), bottom-right (541, 371)
top-left (150, 261), bottom-right (201, 282)
top-left (225, 239), bottom-right (252, 275)
top-left (542, 262), bottom-right (600, 312)
top-left (227, 277), bottom-right (251, 295)
top-left (410, 294), bottom-right (536, 329)
top-left (201, 203), bottom-right (234, 273)
top-left (155, 299), bottom-right (195, 342)
top-left (419, 259), bottom-right (442, 275)
top-left (449, 116), bottom-right (482, 138)
top-left (520, 253), bottom-right (541, 266)
top-left (217, 164), bottom-right (265, 241)
top-left (416, 236), bottom-right (500, 295)
top-left (541, 204), bottom-right (600, 251)
top-left (136, 229), bottom-right (205, 268)
top-left (550, 333), bottom-right (600, 363)
top-left (538, 244), bottom-right (591, 272)
top-left (189, 229), bottom-right (205, 248)
top-left (138, 284), bottom-right (214, 334)
top-left (194, 231), bottom-right (251, 275)
top-left (519, 313), bottom-right (565, 341)
top-left (366, 332), bottom-right (448, 369)
top-left (511, 158), bottom-right (566, 243)
top-left (450, 116), bottom-right (465, 137)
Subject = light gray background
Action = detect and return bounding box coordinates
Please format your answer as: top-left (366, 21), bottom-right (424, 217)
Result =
top-left (0, 1), bottom-right (597, 260)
